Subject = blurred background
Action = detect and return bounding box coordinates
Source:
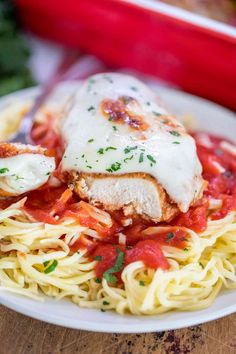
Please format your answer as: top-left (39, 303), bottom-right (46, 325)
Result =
top-left (1, 0), bottom-right (236, 110)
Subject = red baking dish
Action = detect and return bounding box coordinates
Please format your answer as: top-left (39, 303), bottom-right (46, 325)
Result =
top-left (15, 0), bottom-right (236, 111)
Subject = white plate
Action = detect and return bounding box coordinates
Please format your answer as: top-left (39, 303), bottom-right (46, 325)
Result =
top-left (0, 84), bottom-right (236, 333)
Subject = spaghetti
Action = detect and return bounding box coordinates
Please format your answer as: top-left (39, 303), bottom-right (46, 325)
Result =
top-left (1, 113), bottom-right (236, 315)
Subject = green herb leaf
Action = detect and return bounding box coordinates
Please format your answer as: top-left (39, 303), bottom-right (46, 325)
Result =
top-left (44, 260), bottom-right (58, 274)
top-left (94, 255), bottom-right (102, 261)
top-left (88, 138), bottom-right (94, 143)
top-left (103, 249), bottom-right (124, 284)
top-left (172, 141), bottom-right (180, 144)
top-left (88, 78), bottom-right (95, 84)
top-left (95, 277), bottom-right (102, 283)
top-left (87, 106), bottom-right (95, 112)
top-left (112, 126), bottom-right (117, 131)
top-left (124, 146), bottom-right (138, 154)
top-left (166, 232), bottom-right (174, 243)
top-left (199, 262), bottom-right (204, 269)
top-left (106, 162), bottom-right (121, 173)
top-left (43, 261), bottom-right (50, 267)
top-left (139, 152), bottom-right (144, 163)
top-left (139, 280), bottom-right (145, 286)
top-left (105, 146), bottom-right (117, 151)
top-left (103, 300), bottom-right (110, 305)
top-left (124, 155), bottom-right (134, 163)
top-left (147, 155), bottom-right (156, 164)
top-left (0, 168), bottom-right (9, 174)
top-left (97, 148), bottom-right (104, 155)
top-left (170, 131), bottom-right (180, 137)
top-left (152, 111), bottom-right (161, 116)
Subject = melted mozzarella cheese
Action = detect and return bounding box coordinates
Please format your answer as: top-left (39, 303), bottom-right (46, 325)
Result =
top-left (0, 154), bottom-right (55, 195)
top-left (61, 73), bottom-right (203, 212)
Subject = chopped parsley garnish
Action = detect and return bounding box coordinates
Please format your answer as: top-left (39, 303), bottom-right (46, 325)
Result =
top-left (106, 162), bottom-right (121, 173)
top-left (44, 260), bottom-right (58, 274)
top-left (124, 155), bottom-right (134, 163)
top-left (105, 146), bottom-right (117, 151)
top-left (199, 262), bottom-right (204, 269)
top-left (139, 280), bottom-right (145, 286)
top-left (88, 138), bottom-right (94, 143)
top-left (43, 261), bottom-right (50, 267)
top-left (88, 78), bottom-right (95, 84)
top-left (112, 126), bottom-right (117, 131)
top-left (103, 301), bottom-right (110, 305)
top-left (86, 165), bottom-right (92, 169)
top-left (101, 309), bottom-right (106, 312)
top-left (172, 141), bottom-right (180, 144)
top-left (95, 277), bottom-right (102, 283)
top-left (103, 249), bottom-right (124, 284)
top-left (139, 152), bottom-right (144, 163)
top-left (45, 172), bottom-right (51, 176)
top-left (81, 154), bottom-right (85, 158)
top-left (131, 86), bottom-right (138, 91)
top-left (124, 146), bottom-right (138, 154)
top-left (166, 232), bottom-right (174, 243)
top-left (94, 255), bottom-right (102, 261)
top-left (97, 148), bottom-right (104, 155)
top-left (0, 168), bottom-right (9, 174)
top-left (87, 106), bottom-right (95, 112)
top-left (184, 248), bottom-right (189, 252)
top-left (147, 155), bottom-right (156, 164)
top-left (170, 131), bottom-right (180, 137)
top-left (108, 115), bottom-right (113, 121)
top-left (104, 76), bottom-right (113, 83)
top-left (152, 111), bottom-right (161, 116)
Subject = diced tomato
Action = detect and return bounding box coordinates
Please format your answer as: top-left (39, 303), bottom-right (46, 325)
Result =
top-left (125, 223), bottom-right (188, 248)
top-left (24, 186), bottom-right (74, 224)
top-left (24, 208), bottom-right (59, 224)
top-left (50, 188), bottom-right (73, 216)
top-left (126, 240), bottom-right (169, 270)
top-left (211, 194), bottom-right (236, 220)
top-left (173, 201), bottom-right (208, 233)
top-left (31, 117), bottom-right (64, 164)
top-left (92, 244), bottom-right (122, 278)
top-left (65, 207), bottom-right (121, 239)
top-left (70, 234), bottom-right (97, 253)
top-left (197, 146), bottom-right (223, 176)
top-left (92, 240), bottom-right (169, 280)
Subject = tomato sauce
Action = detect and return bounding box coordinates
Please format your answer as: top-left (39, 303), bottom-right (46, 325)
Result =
top-left (3, 128), bottom-right (236, 283)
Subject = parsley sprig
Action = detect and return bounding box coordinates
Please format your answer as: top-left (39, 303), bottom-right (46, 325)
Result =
top-left (103, 249), bottom-right (124, 284)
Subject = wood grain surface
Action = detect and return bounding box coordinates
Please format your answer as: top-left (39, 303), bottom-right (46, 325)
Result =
top-left (1, 305), bottom-right (236, 354)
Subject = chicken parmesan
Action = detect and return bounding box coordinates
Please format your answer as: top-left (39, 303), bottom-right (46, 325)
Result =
top-left (0, 143), bottom-right (55, 196)
top-left (0, 77), bottom-right (236, 317)
top-left (60, 73), bottom-right (204, 222)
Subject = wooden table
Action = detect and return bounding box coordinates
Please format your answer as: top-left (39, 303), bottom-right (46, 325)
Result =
top-left (1, 305), bottom-right (236, 354)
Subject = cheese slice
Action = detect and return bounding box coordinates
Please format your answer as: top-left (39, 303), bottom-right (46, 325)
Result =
top-left (61, 73), bottom-right (203, 213)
